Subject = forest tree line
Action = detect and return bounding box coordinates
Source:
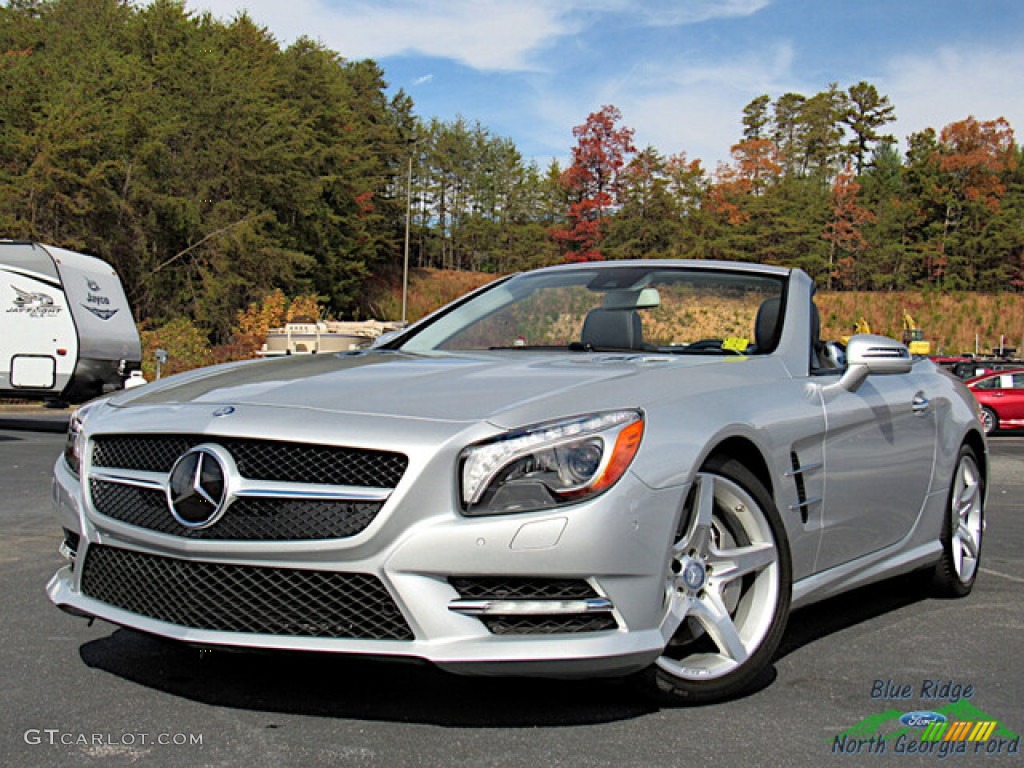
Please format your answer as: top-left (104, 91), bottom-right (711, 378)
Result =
top-left (2, 0), bottom-right (1022, 348)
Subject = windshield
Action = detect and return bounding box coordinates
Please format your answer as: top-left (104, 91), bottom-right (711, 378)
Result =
top-left (397, 264), bottom-right (788, 356)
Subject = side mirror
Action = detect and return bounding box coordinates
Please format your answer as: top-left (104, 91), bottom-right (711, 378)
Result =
top-left (824, 334), bottom-right (913, 395)
top-left (846, 334), bottom-right (913, 373)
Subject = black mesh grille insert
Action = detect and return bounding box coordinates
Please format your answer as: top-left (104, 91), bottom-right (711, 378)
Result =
top-left (92, 436), bottom-right (195, 473)
top-left (450, 577), bottom-right (599, 600)
top-left (80, 545), bottom-right (413, 640)
top-left (90, 480), bottom-right (381, 540)
top-left (483, 615), bottom-right (619, 635)
top-left (91, 435), bottom-right (408, 488)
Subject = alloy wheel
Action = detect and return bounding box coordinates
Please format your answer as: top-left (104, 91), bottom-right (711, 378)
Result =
top-left (656, 471), bottom-right (782, 681)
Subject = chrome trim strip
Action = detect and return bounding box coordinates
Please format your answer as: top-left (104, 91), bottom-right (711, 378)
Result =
top-left (784, 461), bottom-right (823, 478)
top-left (448, 598), bottom-right (614, 616)
top-left (788, 496), bottom-right (822, 511)
top-left (234, 481), bottom-right (392, 502)
top-left (90, 469), bottom-right (165, 491)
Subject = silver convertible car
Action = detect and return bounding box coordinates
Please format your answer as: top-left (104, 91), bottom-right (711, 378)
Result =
top-left (49, 260), bottom-right (987, 703)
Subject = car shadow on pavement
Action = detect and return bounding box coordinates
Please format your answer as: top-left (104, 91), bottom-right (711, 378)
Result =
top-left (79, 629), bottom-right (657, 726)
top-left (77, 572), bottom-right (932, 726)
top-left (775, 571), bottom-right (932, 660)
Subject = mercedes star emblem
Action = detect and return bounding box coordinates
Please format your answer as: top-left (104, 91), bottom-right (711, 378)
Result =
top-left (166, 446), bottom-right (229, 528)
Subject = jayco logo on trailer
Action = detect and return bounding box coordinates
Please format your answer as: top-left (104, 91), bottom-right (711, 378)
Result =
top-left (82, 276), bottom-right (118, 319)
top-left (8, 285), bottom-right (62, 317)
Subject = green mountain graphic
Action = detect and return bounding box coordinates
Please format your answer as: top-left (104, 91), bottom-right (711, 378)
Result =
top-left (837, 700), bottom-right (1019, 743)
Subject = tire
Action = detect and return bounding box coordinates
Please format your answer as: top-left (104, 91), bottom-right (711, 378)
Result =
top-left (980, 407), bottom-right (998, 435)
top-left (637, 455), bottom-right (792, 704)
top-left (932, 445), bottom-right (985, 597)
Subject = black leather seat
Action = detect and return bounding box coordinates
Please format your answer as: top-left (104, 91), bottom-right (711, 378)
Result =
top-left (753, 296), bottom-right (781, 352)
top-left (581, 309), bottom-right (645, 350)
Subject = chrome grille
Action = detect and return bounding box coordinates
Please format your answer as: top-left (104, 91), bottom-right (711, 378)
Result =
top-left (91, 435), bottom-right (408, 487)
top-left (90, 480), bottom-right (382, 540)
top-left (80, 544), bottom-right (414, 641)
top-left (87, 435), bottom-right (407, 541)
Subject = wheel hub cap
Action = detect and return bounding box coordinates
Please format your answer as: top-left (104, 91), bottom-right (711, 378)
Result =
top-left (679, 556), bottom-right (707, 592)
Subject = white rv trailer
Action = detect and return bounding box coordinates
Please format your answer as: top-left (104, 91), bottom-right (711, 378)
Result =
top-left (1, 241), bottom-right (142, 403)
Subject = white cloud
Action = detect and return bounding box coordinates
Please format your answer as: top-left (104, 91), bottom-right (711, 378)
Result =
top-left (613, 42), bottom-right (1024, 169)
top-left (587, 43), bottom-right (800, 168)
top-left (881, 46), bottom-right (1024, 144)
top-left (185, 0), bottom-right (579, 71)
top-left (183, 1), bottom-right (774, 72)
top-left (631, 0), bottom-right (773, 26)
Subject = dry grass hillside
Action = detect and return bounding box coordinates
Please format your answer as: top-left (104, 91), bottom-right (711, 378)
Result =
top-left (370, 268), bottom-right (1024, 356)
top-left (815, 291), bottom-right (1024, 356)
top-left (366, 269), bottom-right (501, 323)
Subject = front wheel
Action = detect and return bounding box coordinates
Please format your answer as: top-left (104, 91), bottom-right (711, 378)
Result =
top-left (637, 455), bottom-right (792, 704)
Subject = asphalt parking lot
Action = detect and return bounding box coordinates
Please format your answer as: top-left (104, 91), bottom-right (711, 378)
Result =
top-left (2, 410), bottom-right (1021, 768)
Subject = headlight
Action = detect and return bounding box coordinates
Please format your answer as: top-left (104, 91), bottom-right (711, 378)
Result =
top-left (460, 410), bottom-right (644, 516)
top-left (64, 400), bottom-right (101, 477)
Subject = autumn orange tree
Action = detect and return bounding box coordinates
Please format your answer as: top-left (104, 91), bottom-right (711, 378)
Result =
top-left (232, 290), bottom-right (325, 355)
top-left (549, 105), bottom-right (636, 261)
top-left (823, 163), bottom-right (876, 289)
top-left (925, 117), bottom-right (1017, 288)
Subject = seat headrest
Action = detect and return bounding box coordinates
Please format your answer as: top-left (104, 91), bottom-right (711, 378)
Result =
top-left (755, 297), bottom-right (782, 351)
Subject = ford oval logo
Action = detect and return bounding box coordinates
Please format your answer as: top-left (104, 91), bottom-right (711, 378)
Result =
top-left (899, 711), bottom-right (948, 728)
top-left (212, 406), bottom-right (235, 417)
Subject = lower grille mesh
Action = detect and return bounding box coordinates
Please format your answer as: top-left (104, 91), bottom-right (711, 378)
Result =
top-left (483, 615), bottom-right (619, 635)
top-left (451, 577), bottom-right (600, 600)
top-left (80, 545), bottom-right (413, 640)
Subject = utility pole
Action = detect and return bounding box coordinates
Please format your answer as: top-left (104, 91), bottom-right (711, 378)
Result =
top-left (402, 145), bottom-right (414, 325)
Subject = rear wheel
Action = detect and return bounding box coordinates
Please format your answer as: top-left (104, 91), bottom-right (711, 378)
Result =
top-left (979, 407), bottom-right (998, 435)
top-left (932, 445), bottom-right (985, 597)
top-left (638, 455), bottom-right (791, 704)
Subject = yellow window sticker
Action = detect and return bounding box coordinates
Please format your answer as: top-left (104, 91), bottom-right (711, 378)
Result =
top-left (722, 337), bottom-right (749, 353)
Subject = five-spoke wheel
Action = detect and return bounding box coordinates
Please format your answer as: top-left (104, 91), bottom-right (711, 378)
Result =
top-left (641, 455), bottom-right (791, 703)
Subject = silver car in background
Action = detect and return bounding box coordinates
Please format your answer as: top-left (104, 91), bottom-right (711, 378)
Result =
top-left (48, 260), bottom-right (986, 703)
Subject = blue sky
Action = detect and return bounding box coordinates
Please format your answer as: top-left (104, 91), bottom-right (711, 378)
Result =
top-left (185, 0), bottom-right (1023, 170)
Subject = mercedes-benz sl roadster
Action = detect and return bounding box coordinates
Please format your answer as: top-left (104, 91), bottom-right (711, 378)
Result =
top-left (48, 260), bottom-right (987, 703)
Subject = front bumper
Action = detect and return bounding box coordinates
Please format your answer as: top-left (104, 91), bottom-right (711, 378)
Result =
top-left (48, 452), bottom-right (685, 678)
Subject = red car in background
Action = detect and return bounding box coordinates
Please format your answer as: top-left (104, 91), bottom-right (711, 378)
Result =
top-left (966, 369), bottom-right (1024, 434)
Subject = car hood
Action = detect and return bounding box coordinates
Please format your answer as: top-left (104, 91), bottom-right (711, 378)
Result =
top-left (109, 350), bottom-right (729, 425)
